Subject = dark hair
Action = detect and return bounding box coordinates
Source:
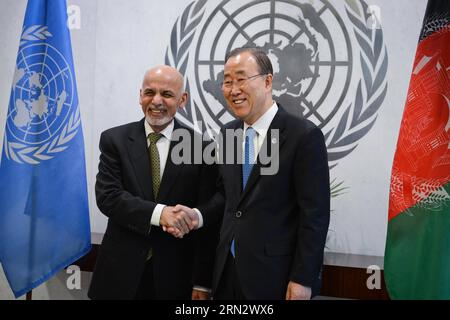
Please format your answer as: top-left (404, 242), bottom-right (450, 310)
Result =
top-left (225, 47), bottom-right (273, 75)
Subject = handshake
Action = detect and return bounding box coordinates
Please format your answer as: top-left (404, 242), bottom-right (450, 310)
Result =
top-left (159, 204), bottom-right (199, 238)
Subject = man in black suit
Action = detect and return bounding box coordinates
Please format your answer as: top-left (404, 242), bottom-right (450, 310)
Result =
top-left (173, 47), bottom-right (330, 300)
top-left (88, 65), bottom-right (218, 300)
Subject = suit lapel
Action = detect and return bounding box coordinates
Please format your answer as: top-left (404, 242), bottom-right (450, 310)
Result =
top-left (128, 119), bottom-right (154, 201)
top-left (229, 121), bottom-right (244, 200)
top-left (238, 108), bottom-right (287, 205)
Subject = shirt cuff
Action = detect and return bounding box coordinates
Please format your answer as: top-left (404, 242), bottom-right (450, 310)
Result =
top-left (193, 285), bottom-right (211, 293)
top-left (193, 208), bottom-right (203, 229)
top-left (151, 204), bottom-right (165, 226)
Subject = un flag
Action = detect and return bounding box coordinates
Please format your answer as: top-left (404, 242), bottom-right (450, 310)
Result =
top-left (0, 0), bottom-right (91, 298)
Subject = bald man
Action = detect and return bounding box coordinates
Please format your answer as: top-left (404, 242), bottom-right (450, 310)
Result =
top-left (88, 66), bottom-right (220, 300)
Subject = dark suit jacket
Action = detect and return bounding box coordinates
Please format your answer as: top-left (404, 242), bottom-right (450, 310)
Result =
top-left (201, 106), bottom-right (330, 299)
top-left (88, 119), bottom-right (219, 300)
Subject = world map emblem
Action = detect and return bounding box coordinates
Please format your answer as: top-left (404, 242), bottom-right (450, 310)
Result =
top-left (166, 0), bottom-right (388, 168)
top-left (5, 25), bottom-right (81, 164)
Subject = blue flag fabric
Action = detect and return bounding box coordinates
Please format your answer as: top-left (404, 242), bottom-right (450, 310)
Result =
top-left (0, 0), bottom-right (91, 298)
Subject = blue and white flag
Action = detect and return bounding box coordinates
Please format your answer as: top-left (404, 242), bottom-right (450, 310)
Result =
top-left (0, 0), bottom-right (91, 298)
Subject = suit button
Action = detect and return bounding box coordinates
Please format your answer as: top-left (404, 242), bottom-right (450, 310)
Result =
top-left (235, 211), bottom-right (242, 218)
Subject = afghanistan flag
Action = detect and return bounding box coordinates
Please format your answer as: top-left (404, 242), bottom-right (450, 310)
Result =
top-left (384, 0), bottom-right (450, 299)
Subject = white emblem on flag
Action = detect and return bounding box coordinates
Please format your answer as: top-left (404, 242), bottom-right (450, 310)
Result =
top-left (5, 25), bottom-right (81, 164)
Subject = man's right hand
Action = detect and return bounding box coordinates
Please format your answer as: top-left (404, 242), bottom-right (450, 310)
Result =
top-left (160, 206), bottom-right (198, 238)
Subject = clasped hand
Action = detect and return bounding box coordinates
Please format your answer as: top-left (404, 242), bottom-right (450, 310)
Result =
top-left (160, 205), bottom-right (198, 238)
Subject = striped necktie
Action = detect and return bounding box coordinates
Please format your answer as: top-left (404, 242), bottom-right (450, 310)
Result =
top-left (148, 132), bottom-right (163, 199)
top-left (242, 127), bottom-right (256, 189)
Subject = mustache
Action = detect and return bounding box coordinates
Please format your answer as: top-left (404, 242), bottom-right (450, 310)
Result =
top-left (148, 104), bottom-right (167, 112)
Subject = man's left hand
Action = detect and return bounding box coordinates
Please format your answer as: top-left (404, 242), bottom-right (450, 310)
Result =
top-left (285, 281), bottom-right (311, 300)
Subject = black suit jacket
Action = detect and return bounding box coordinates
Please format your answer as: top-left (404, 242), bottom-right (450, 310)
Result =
top-left (202, 106), bottom-right (330, 299)
top-left (88, 119), bottom-right (219, 300)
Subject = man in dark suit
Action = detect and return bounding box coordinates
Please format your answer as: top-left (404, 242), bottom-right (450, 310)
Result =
top-left (173, 47), bottom-right (330, 300)
top-left (88, 65), bottom-right (218, 300)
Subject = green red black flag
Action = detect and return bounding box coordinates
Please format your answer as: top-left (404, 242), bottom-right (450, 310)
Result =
top-left (384, 0), bottom-right (450, 299)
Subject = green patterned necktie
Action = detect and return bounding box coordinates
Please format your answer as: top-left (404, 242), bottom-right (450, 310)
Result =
top-left (148, 132), bottom-right (163, 199)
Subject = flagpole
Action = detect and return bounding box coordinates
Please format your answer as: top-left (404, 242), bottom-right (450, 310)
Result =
top-left (26, 175), bottom-right (37, 301)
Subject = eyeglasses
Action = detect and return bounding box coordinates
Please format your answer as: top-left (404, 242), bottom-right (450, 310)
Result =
top-left (221, 74), bottom-right (266, 90)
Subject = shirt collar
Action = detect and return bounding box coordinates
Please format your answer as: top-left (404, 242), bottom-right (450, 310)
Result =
top-left (243, 102), bottom-right (278, 137)
top-left (144, 118), bottom-right (174, 140)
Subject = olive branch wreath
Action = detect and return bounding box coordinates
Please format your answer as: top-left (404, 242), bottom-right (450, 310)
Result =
top-left (20, 25), bottom-right (52, 46)
top-left (325, 0), bottom-right (388, 170)
top-left (164, 0), bottom-right (212, 135)
top-left (326, 0), bottom-right (389, 198)
top-left (390, 168), bottom-right (450, 216)
top-left (5, 25), bottom-right (82, 164)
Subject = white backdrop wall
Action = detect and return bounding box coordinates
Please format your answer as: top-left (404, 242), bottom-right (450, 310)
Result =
top-left (0, 0), bottom-right (428, 257)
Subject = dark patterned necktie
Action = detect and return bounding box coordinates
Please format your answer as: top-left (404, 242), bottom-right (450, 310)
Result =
top-left (148, 132), bottom-right (163, 199)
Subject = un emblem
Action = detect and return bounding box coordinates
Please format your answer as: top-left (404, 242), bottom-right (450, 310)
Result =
top-left (166, 0), bottom-right (388, 168)
top-left (5, 25), bottom-right (81, 164)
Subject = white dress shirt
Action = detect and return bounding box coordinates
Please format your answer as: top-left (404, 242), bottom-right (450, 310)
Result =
top-left (144, 120), bottom-right (203, 228)
top-left (145, 119), bottom-right (207, 293)
top-left (243, 101), bottom-right (279, 160)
